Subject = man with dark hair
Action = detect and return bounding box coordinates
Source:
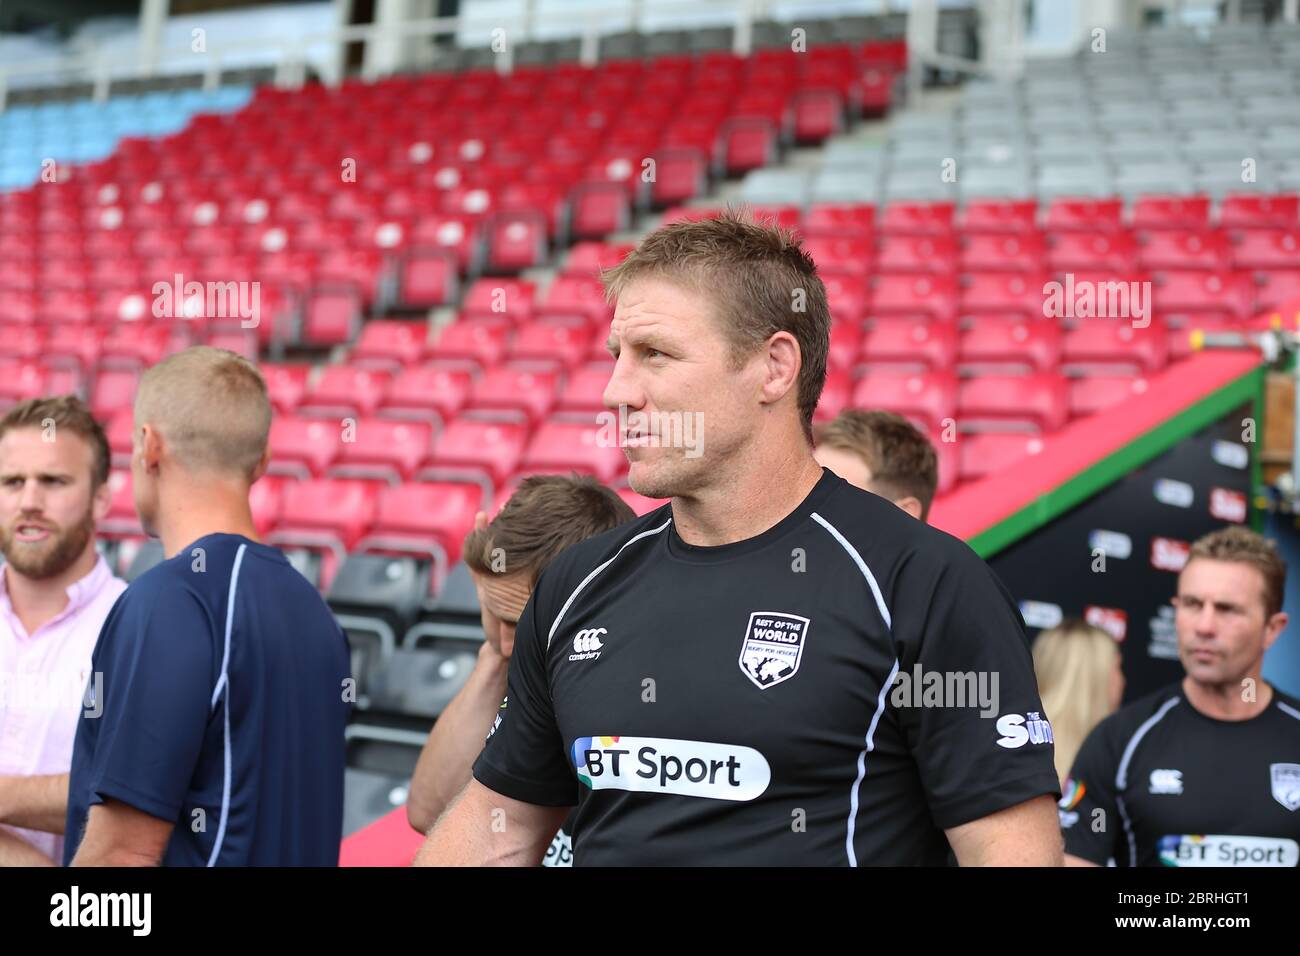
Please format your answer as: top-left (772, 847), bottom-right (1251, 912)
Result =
top-left (417, 209), bottom-right (1062, 867)
top-left (1064, 526), bottom-right (1300, 867)
top-left (814, 409), bottom-right (939, 521)
top-left (406, 473), bottom-right (634, 868)
top-left (0, 396), bottom-right (124, 866)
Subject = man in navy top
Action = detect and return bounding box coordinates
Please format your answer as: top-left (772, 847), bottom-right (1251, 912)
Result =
top-left (64, 347), bottom-right (351, 866)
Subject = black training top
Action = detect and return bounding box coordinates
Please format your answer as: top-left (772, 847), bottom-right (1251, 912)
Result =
top-left (474, 469), bottom-right (1061, 865)
top-left (1062, 682), bottom-right (1300, 867)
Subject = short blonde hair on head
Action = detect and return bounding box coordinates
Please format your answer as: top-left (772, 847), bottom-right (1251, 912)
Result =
top-left (135, 346), bottom-right (271, 481)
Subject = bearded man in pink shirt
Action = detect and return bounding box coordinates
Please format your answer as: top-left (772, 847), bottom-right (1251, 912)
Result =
top-left (0, 395), bottom-right (125, 865)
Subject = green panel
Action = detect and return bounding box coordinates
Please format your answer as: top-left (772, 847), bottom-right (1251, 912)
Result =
top-left (970, 365), bottom-right (1265, 558)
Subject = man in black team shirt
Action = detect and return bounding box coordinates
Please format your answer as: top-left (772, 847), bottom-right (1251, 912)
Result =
top-left (415, 210), bottom-right (1063, 867)
top-left (1064, 526), bottom-right (1300, 868)
top-left (405, 475), bottom-right (634, 866)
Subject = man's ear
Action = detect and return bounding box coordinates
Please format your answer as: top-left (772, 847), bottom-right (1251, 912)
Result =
top-left (1264, 611), bottom-right (1288, 651)
top-left (250, 444), bottom-right (272, 484)
top-left (759, 331), bottom-right (802, 408)
top-left (140, 424), bottom-right (164, 472)
top-left (893, 496), bottom-right (924, 521)
top-left (91, 475), bottom-right (112, 523)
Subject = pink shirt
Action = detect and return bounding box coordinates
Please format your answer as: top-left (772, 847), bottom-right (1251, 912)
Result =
top-left (0, 555), bottom-right (126, 862)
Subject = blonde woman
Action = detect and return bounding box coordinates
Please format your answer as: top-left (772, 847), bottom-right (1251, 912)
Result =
top-left (1033, 619), bottom-right (1125, 787)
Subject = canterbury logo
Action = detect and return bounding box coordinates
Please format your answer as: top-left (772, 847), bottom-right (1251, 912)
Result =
top-left (573, 628), bottom-right (606, 653)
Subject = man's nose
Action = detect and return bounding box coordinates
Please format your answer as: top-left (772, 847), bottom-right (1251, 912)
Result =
top-left (602, 353), bottom-right (643, 411)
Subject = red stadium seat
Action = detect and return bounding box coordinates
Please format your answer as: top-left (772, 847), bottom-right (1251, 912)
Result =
top-left (248, 473), bottom-right (288, 537)
top-left (869, 274), bottom-right (959, 322)
top-left (564, 242), bottom-right (634, 279)
top-left (569, 182), bottom-right (631, 240)
top-left (519, 421), bottom-right (627, 483)
top-left (958, 374), bottom-right (1070, 432)
top-left (959, 317), bottom-right (1062, 373)
top-left (1062, 319), bottom-right (1169, 374)
top-left (260, 363), bottom-right (312, 414)
top-left (555, 363), bottom-right (613, 415)
top-left (303, 289), bottom-right (362, 347)
top-left (1130, 195), bottom-right (1211, 233)
top-left (484, 212), bottom-right (547, 273)
top-left (814, 368), bottom-right (853, 422)
top-left (426, 318), bottom-right (510, 369)
top-left (299, 365), bottom-right (392, 417)
top-left (957, 199), bottom-right (1038, 234)
top-left (1218, 194), bottom-right (1299, 231)
top-left (272, 477), bottom-right (380, 552)
top-left (649, 148), bottom-right (709, 207)
top-left (351, 320), bottom-right (428, 369)
top-left (380, 365), bottom-right (473, 423)
top-left (1258, 270), bottom-right (1300, 313)
top-left (1233, 229), bottom-right (1300, 271)
top-left (880, 201), bottom-right (955, 236)
top-left (876, 234), bottom-right (958, 275)
top-left (427, 417), bottom-right (529, 485)
top-left (399, 251), bottom-right (458, 308)
top-left (828, 320), bottom-right (862, 372)
top-left (364, 480), bottom-right (486, 564)
top-left (506, 321), bottom-right (593, 369)
top-left (803, 203), bottom-right (876, 238)
top-left (822, 274), bottom-right (870, 322)
top-left (1151, 269), bottom-right (1256, 323)
top-left (466, 366), bottom-right (559, 422)
top-left (803, 235), bottom-right (874, 276)
top-left (460, 278), bottom-right (537, 323)
top-left (961, 272), bottom-right (1052, 319)
top-left (89, 368), bottom-right (140, 421)
top-left (960, 232), bottom-right (1047, 273)
top-left (860, 318), bottom-right (959, 371)
top-left (851, 370), bottom-right (958, 429)
top-left (268, 416), bottom-right (342, 477)
top-left (539, 275), bottom-right (613, 325)
top-left (1047, 232), bottom-right (1139, 273)
top-left (1044, 198), bottom-right (1124, 233)
top-left (1138, 229), bottom-right (1232, 272)
top-left (329, 417), bottom-right (434, 482)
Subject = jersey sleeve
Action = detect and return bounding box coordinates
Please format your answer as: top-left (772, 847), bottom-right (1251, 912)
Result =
top-left (471, 566), bottom-right (579, 807)
top-left (79, 582), bottom-right (215, 823)
top-left (1061, 719), bottom-right (1123, 865)
top-left (891, 541), bottom-right (1062, 831)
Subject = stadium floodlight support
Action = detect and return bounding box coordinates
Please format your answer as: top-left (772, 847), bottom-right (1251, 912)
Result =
top-left (905, 0), bottom-right (1024, 102)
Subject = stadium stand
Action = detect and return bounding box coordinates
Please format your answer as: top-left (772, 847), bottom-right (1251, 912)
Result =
top-left (5, 5), bottom-right (1300, 856)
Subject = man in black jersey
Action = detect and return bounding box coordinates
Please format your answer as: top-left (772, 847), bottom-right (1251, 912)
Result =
top-left (1064, 526), bottom-right (1300, 867)
top-left (405, 475), bottom-right (633, 866)
top-left (415, 210), bottom-right (1063, 866)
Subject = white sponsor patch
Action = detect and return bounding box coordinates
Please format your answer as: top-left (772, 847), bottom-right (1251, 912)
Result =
top-left (1211, 440), bottom-right (1249, 470)
top-left (1089, 530), bottom-right (1132, 560)
top-left (571, 736), bottom-right (771, 801)
top-left (738, 611), bottom-right (809, 689)
top-left (1272, 763), bottom-right (1300, 812)
top-left (1019, 600), bottom-right (1063, 630)
top-left (1153, 478), bottom-right (1194, 508)
top-left (1159, 834), bottom-right (1299, 867)
top-left (1209, 487), bottom-right (1247, 523)
top-left (995, 711), bottom-right (1054, 749)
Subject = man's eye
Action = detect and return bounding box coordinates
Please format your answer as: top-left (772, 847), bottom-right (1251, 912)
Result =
top-left (646, 348), bottom-right (664, 359)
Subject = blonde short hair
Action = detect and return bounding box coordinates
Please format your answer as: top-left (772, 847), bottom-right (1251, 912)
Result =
top-left (134, 346), bottom-right (271, 480)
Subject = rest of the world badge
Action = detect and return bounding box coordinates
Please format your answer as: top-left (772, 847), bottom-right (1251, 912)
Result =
top-left (739, 611), bottom-right (809, 690)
